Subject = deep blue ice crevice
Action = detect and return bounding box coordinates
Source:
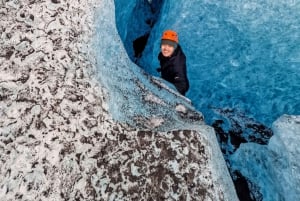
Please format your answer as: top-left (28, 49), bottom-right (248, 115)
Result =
top-left (114, 0), bottom-right (163, 63)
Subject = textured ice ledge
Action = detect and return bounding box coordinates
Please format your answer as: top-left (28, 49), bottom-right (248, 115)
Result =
top-left (230, 115), bottom-right (300, 201)
top-left (269, 115), bottom-right (300, 201)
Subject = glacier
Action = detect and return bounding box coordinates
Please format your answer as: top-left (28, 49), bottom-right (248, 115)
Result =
top-left (0, 0), bottom-right (238, 200)
top-left (93, 1), bottom-right (238, 199)
top-left (114, 0), bottom-right (300, 200)
top-left (0, 0), bottom-right (299, 200)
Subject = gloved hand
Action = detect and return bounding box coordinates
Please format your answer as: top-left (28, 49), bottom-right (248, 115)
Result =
top-left (156, 67), bottom-right (161, 72)
top-left (174, 76), bottom-right (181, 82)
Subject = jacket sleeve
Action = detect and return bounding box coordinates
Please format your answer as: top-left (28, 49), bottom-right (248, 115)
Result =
top-left (173, 53), bottom-right (187, 82)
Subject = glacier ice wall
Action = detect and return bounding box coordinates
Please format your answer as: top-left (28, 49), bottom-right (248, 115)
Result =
top-left (114, 0), bottom-right (162, 61)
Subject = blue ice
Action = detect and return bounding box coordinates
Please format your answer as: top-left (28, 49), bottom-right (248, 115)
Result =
top-left (138, 0), bottom-right (300, 126)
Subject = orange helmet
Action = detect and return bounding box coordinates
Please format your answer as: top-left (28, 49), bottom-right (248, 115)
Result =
top-left (161, 30), bottom-right (178, 43)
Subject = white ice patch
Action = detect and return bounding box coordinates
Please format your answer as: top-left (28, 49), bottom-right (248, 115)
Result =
top-left (168, 160), bottom-right (179, 174)
top-left (175, 104), bottom-right (187, 114)
top-left (144, 93), bottom-right (166, 105)
top-left (130, 163), bottom-right (141, 177)
top-left (149, 117), bottom-right (164, 128)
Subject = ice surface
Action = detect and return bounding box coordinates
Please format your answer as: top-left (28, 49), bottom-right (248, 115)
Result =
top-left (0, 0), bottom-right (300, 201)
top-left (230, 115), bottom-right (300, 201)
top-left (268, 115), bottom-right (300, 200)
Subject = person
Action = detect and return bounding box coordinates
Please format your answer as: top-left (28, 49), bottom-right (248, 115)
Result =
top-left (157, 30), bottom-right (189, 96)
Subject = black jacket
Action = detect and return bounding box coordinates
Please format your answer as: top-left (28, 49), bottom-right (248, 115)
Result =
top-left (158, 45), bottom-right (189, 95)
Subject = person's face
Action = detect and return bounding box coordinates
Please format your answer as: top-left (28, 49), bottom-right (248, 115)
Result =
top-left (161, 43), bottom-right (175, 57)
